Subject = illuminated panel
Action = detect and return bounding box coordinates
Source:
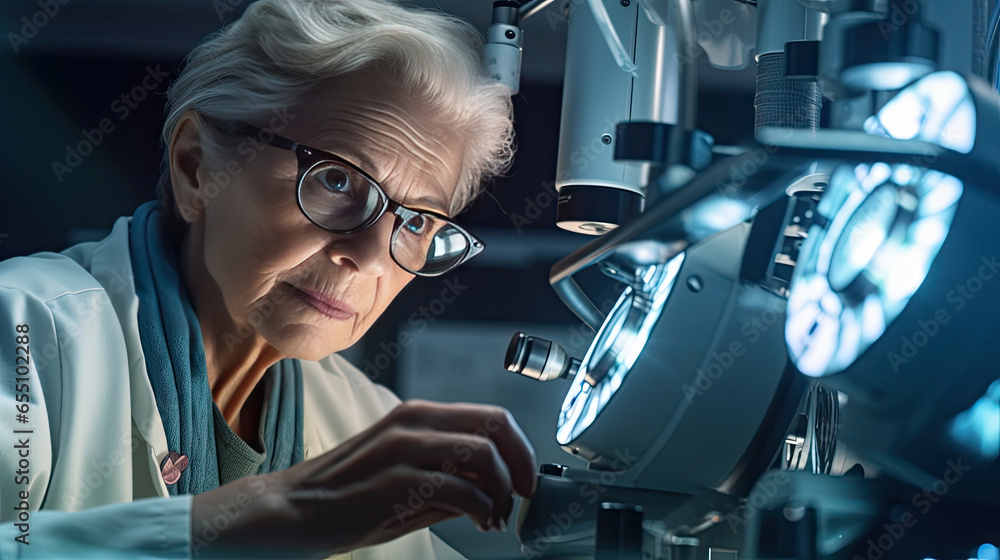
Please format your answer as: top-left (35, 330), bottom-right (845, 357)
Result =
top-left (864, 71), bottom-right (976, 154)
top-left (786, 164), bottom-right (963, 377)
top-left (557, 254), bottom-right (685, 445)
top-left (978, 543), bottom-right (999, 560)
top-left (949, 380), bottom-right (1000, 461)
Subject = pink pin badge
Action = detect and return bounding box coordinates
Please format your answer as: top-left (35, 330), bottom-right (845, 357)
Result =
top-left (160, 452), bottom-right (189, 485)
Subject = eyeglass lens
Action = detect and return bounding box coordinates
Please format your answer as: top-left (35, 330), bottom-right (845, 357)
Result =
top-left (299, 161), bottom-right (382, 231)
top-left (298, 160), bottom-right (471, 275)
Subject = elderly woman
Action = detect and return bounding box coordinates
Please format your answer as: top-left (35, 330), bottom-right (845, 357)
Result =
top-left (0, 1), bottom-right (536, 558)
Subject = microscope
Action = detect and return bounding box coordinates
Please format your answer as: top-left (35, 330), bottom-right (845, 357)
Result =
top-left (485, 0), bottom-right (1000, 558)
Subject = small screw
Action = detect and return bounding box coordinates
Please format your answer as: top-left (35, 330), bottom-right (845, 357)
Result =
top-left (687, 276), bottom-right (703, 292)
top-left (621, 0), bottom-right (630, 6)
top-left (505, 29), bottom-right (516, 40)
top-left (601, 134), bottom-right (613, 145)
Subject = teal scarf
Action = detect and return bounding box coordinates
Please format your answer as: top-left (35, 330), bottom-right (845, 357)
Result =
top-left (129, 201), bottom-right (304, 495)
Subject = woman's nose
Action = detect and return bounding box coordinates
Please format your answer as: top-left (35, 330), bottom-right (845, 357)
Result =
top-left (324, 212), bottom-right (397, 276)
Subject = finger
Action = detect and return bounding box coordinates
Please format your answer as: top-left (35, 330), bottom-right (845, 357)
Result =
top-left (285, 425), bottom-right (385, 481)
top-left (286, 465), bottom-right (495, 547)
top-left (393, 507), bottom-right (461, 535)
top-left (416, 430), bottom-right (513, 531)
top-left (393, 401), bottom-right (536, 498)
top-left (383, 466), bottom-right (496, 533)
top-left (336, 428), bottom-right (514, 531)
top-left (393, 401), bottom-right (538, 498)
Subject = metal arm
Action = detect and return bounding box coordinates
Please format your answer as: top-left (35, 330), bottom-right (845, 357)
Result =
top-left (519, 0), bottom-right (560, 21)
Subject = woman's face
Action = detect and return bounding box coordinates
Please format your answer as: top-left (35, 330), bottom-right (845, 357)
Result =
top-left (185, 70), bottom-right (466, 360)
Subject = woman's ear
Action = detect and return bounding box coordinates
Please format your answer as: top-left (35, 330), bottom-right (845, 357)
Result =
top-left (169, 111), bottom-right (207, 224)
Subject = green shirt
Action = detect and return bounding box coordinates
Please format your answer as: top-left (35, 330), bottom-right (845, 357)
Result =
top-left (211, 390), bottom-right (268, 485)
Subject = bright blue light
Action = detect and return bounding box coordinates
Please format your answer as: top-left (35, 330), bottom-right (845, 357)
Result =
top-left (865, 90), bottom-right (922, 139)
top-left (919, 175), bottom-right (963, 217)
top-left (978, 543), bottom-right (998, 560)
top-left (865, 71), bottom-right (976, 154)
top-left (827, 186), bottom-right (895, 292)
top-left (557, 253), bottom-right (685, 445)
top-left (688, 198), bottom-right (753, 238)
top-left (949, 380), bottom-right (1000, 461)
top-left (786, 164), bottom-right (963, 377)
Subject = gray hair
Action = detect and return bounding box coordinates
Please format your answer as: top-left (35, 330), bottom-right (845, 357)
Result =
top-left (158, 0), bottom-right (514, 229)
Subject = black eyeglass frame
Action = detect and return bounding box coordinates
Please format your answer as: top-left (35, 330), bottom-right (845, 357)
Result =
top-left (245, 125), bottom-right (485, 277)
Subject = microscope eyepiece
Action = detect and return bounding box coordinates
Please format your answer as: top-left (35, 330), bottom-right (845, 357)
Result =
top-left (504, 332), bottom-right (580, 382)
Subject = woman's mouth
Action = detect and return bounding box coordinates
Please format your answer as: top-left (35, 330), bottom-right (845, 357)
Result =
top-left (289, 285), bottom-right (356, 321)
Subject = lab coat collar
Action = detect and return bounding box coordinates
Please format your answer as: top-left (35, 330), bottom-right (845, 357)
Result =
top-left (84, 215), bottom-right (171, 497)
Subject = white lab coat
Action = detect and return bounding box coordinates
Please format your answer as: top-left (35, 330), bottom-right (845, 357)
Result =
top-left (0, 216), bottom-right (463, 559)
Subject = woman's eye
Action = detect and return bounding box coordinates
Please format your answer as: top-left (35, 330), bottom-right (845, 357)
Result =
top-left (405, 215), bottom-right (427, 234)
top-left (319, 168), bottom-right (351, 193)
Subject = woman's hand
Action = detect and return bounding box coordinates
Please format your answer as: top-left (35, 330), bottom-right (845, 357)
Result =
top-left (191, 400), bottom-right (537, 558)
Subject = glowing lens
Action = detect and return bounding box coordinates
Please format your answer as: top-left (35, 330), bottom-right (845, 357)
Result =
top-left (949, 380), bottom-right (1000, 461)
top-left (557, 254), bottom-right (685, 445)
top-left (786, 164), bottom-right (963, 377)
top-left (864, 71), bottom-right (976, 154)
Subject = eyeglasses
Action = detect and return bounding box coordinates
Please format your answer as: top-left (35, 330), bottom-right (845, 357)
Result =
top-left (245, 126), bottom-right (485, 277)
